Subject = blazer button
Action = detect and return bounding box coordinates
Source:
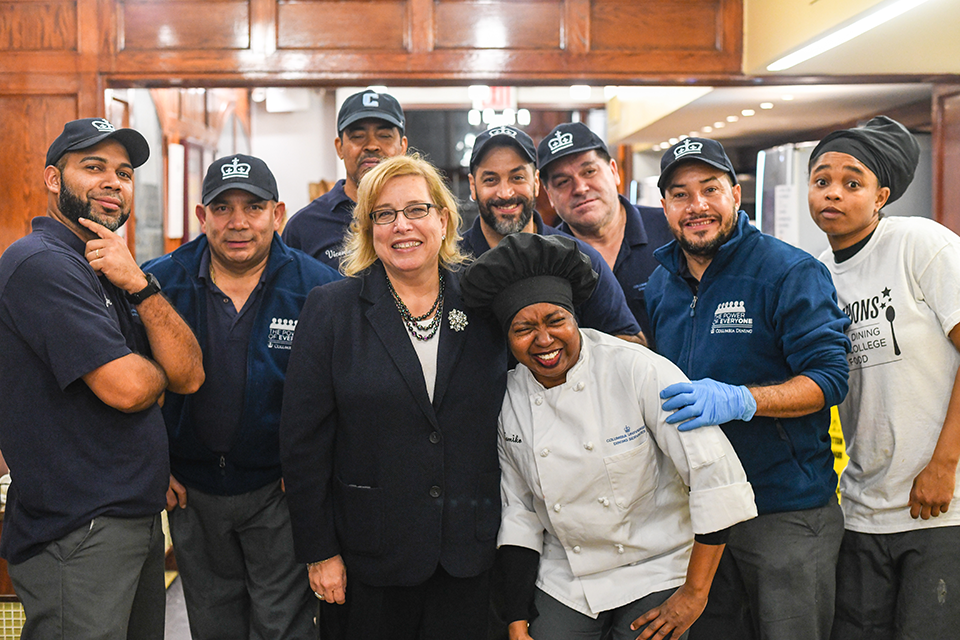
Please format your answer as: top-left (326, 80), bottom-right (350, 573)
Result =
top-left (429, 431), bottom-right (441, 444)
top-left (573, 545), bottom-right (581, 554)
top-left (429, 486), bottom-right (442, 498)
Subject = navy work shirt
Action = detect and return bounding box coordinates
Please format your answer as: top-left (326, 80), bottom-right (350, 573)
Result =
top-left (282, 179), bottom-right (354, 269)
top-left (189, 249), bottom-right (267, 453)
top-left (459, 212), bottom-right (640, 337)
top-left (558, 195), bottom-right (674, 343)
top-left (0, 217), bottom-right (168, 564)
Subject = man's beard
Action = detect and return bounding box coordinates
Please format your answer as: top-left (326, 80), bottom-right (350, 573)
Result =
top-left (477, 195), bottom-right (535, 237)
top-left (675, 211), bottom-right (737, 258)
top-left (59, 182), bottom-right (128, 232)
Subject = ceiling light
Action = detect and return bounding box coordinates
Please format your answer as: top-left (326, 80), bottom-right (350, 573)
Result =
top-left (760, 102), bottom-right (774, 110)
top-left (714, 122), bottom-right (725, 129)
top-left (482, 108), bottom-right (495, 124)
top-left (689, 131), bottom-right (700, 138)
top-left (702, 126), bottom-right (713, 133)
top-left (661, 141), bottom-right (671, 148)
top-left (781, 94), bottom-right (794, 101)
top-left (669, 137), bottom-right (679, 145)
top-left (741, 109), bottom-right (756, 117)
top-left (468, 109), bottom-right (481, 126)
top-left (766, 0), bottom-right (932, 71)
top-left (570, 85), bottom-right (592, 101)
top-left (678, 135), bottom-right (688, 141)
top-left (517, 109), bottom-right (531, 126)
top-left (726, 115), bottom-right (739, 123)
top-left (652, 144), bottom-right (661, 151)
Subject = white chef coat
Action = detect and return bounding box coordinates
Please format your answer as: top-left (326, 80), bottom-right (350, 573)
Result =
top-left (498, 328), bottom-right (757, 617)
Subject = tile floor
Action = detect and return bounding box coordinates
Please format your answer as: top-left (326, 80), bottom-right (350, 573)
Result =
top-left (165, 577), bottom-right (192, 640)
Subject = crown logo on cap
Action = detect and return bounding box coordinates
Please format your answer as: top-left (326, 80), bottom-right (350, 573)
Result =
top-left (547, 130), bottom-right (574, 154)
top-left (221, 156), bottom-right (251, 180)
top-left (673, 139), bottom-right (703, 159)
top-left (487, 126), bottom-right (518, 138)
top-left (91, 119), bottom-right (116, 133)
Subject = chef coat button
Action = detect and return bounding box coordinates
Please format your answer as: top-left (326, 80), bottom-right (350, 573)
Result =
top-left (553, 503), bottom-right (562, 512)
top-left (603, 498), bottom-right (610, 507)
top-left (616, 498), bottom-right (626, 507)
top-left (540, 448), bottom-right (550, 457)
top-left (535, 397), bottom-right (543, 406)
top-left (429, 486), bottom-right (442, 498)
top-left (584, 442), bottom-right (594, 451)
top-left (574, 381), bottom-right (585, 391)
top-left (429, 432), bottom-right (441, 444)
top-left (616, 544), bottom-right (625, 554)
top-left (573, 546), bottom-right (581, 554)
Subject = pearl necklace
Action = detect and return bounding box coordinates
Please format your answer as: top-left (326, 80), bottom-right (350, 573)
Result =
top-left (386, 270), bottom-right (445, 341)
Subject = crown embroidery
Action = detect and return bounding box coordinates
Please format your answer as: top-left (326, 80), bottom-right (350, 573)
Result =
top-left (547, 130), bottom-right (574, 154)
top-left (673, 139), bottom-right (703, 159)
top-left (221, 156), bottom-right (251, 180)
top-left (270, 318), bottom-right (297, 331)
top-left (91, 119), bottom-right (116, 133)
top-left (487, 126), bottom-right (517, 138)
top-left (714, 300), bottom-right (745, 315)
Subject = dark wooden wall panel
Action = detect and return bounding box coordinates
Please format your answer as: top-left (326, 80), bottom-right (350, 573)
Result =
top-left (121, 1), bottom-right (250, 50)
top-left (277, 1), bottom-right (405, 50)
top-left (0, 93), bottom-right (77, 251)
top-left (0, 1), bottom-right (76, 51)
top-left (434, 1), bottom-right (561, 50)
top-left (592, 0), bottom-right (723, 51)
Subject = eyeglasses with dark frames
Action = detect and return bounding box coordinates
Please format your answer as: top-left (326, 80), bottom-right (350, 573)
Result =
top-left (369, 202), bottom-right (438, 225)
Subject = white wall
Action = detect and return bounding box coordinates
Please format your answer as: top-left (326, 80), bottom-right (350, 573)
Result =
top-left (250, 88), bottom-right (340, 216)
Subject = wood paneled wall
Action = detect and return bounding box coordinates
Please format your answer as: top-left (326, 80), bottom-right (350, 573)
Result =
top-left (0, 0), bottom-right (744, 253)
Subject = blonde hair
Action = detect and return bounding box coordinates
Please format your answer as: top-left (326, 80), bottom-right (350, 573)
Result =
top-left (341, 154), bottom-right (467, 277)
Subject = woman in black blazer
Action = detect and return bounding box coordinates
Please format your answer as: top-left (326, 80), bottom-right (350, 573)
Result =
top-left (280, 155), bottom-right (507, 640)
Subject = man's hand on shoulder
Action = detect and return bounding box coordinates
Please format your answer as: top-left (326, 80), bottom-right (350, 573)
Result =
top-left (661, 378), bottom-right (757, 431)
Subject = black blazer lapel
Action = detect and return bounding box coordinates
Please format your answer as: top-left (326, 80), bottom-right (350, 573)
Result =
top-left (433, 269), bottom-right (469, 409)
top-left (361, 263), bottom-right (439, 427)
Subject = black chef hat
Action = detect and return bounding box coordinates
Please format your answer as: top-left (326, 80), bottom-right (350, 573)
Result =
top-left (809, 115), bottom-right (920, 206)
top-left (460, 233), bottom-right (598, 332)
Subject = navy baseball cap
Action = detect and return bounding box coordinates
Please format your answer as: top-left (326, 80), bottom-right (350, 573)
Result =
top-left (658, 137), bottom-right (738, 193)
top-left (46, 118), bottom-right (150, 168)
top-left (202, 154), bottom-right (279, 206)
top-left (537, 123), bottom-right (608, 172)
top-left (469, 125), bottom-right (537, 173)
top-left (337, 90), bottom-right (405, 134)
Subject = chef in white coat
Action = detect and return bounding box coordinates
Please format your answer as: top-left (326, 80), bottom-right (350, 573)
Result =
top-left (461, 233), bottom-right (757, 640)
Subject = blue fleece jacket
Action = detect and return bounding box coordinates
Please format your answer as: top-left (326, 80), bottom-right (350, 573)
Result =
top-left (645, 212), bottom-right (850, 515)
top-left (143, 234), bottom-right (340, 495)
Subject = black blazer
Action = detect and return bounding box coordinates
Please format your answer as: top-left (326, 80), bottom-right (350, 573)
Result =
top-left (280, 261), bottom-right (508, 587)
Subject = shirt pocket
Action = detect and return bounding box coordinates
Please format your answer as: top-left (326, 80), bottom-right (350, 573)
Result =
top-left (602, 440), bottom-right (659, 511)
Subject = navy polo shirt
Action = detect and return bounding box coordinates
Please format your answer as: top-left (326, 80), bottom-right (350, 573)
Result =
top-left (189, 249), bottom-right (266, 453)
top-left (282, 179), bottom-right (355, 268)
top-left (459, 211), bottom-right (640, 337)
top-left (0, 217), bottom-right (168, 564)
top-left (558, 195), bottom-right (674, 342)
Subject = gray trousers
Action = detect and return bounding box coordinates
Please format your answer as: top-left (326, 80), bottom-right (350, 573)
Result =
top-left (688, 497), bottom-right (844, 640)
top-left (831, 526), bottom-right (960, 640)
top-left (168, 479), bottom-right (314, 640)
top-left (528, 587), bottom-right (685, 640)
top-left (9, 513), bottom-right (165, 640)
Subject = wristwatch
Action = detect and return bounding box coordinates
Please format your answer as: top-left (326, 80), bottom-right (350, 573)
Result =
top-left (127, 272), bottom-right (162, 305)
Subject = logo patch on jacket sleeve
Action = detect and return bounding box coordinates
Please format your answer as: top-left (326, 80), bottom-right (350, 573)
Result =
top-left (710, 300), bottom-right (753, 334)
top-left (268, 317), bottom-right (297, 349)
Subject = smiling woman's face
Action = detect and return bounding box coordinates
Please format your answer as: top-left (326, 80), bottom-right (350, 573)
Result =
top-left (508, 302), bottom-right (581, 389)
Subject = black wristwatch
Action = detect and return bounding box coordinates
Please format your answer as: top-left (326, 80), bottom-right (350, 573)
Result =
top-left (127, 272), bottom-right (162, 305)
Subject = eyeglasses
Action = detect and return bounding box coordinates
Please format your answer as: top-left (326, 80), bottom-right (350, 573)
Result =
top-left (369, 202), bottom-right (438, 225)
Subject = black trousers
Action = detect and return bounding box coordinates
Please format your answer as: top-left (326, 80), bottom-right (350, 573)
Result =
top-left (318, 564), bottom-right (491, 640)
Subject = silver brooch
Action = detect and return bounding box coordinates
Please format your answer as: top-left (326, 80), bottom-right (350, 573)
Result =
top-left (448, 309), bottom-right (468, 332)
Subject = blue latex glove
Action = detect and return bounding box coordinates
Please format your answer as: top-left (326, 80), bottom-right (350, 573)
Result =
top-left (660, 378), bottom-right (757, 431)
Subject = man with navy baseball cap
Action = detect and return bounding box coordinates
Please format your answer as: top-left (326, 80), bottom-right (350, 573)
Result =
top-left (283, 89), bottom-right (408, 267)
top-left (459, 124), bottom-right (642, 342)
top-left (538, 122), bottom-right (673, 344)
top-left (0, 117), bottom-right (204, 638)
top-left (143, 153), bottom-right (339, 639)
top-left (645, 136), bottom-right (852, 640)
